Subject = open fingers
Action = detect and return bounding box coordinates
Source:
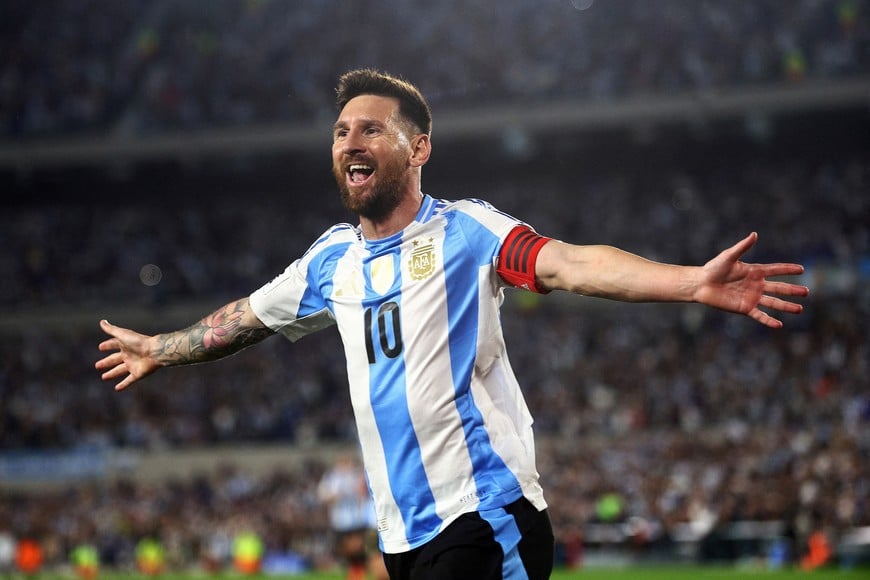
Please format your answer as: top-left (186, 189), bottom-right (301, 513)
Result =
top-left (95, 351), bottom-right (124, 372)
top-left (721, 232), bottom-right (759, 263)
top-left (764, 279), bottom-right (809, 298)
top-left (758, 294), bottom-right (804, 314)
top-left (759, 262), bottom-right (806, 279)
top-left (100, 362), bottom-right (130, 381)
top-left (747, 307), bottom-right (784, 329)
top-left (98, 360), bottom-right (137, 391)
top-left (97, 338), bottom-right (121, 355)
top-left (750, 289), bottom-right (807, 327)
top-left (96, 320), bottom-right (142, 391)
top-left (113, 375), bottom-right (136, 392)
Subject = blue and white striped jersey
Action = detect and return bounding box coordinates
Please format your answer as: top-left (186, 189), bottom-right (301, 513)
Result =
top-left (249, 194), bottom-right (548, 553)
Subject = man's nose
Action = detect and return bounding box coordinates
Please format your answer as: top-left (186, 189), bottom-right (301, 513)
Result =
top-left (340, 129), bottom-right (365, 154)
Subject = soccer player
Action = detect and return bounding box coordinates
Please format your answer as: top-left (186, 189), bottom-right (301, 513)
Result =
top-left (96, 69), bottom-right (809, 579)
top-left (318, 453), bottom-right (387, 580)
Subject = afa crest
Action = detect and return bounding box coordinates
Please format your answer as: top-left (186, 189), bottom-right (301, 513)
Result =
top-left (409, 238), bottom-right (436, 280)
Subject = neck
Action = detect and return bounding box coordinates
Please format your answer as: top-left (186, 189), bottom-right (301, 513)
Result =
top-left (360, 190), bottom-right (424, 240)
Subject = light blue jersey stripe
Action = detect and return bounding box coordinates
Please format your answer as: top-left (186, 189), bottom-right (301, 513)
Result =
top-left (480, 506), bottom-right (528, 580)
top-left (363, 240), bottom-right (442, 544)
top-left (310, 241), bottom-right (350, 317)
top-left (443, 213), bottom-right (520, 504)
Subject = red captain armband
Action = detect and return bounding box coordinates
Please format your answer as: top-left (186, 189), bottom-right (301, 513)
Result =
top-left (497, 225), bottom-right (553, 293)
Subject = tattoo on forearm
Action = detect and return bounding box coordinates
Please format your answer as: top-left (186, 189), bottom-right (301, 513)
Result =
top-left (155, 299), bottom-right (272, 365)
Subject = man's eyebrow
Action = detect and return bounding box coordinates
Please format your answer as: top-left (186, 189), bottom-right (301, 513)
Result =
top-left (333, 117), bottom-right (387, 131)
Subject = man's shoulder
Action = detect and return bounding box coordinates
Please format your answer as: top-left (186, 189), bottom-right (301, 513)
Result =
top-left (305, 222), bottom-right (361, 254)
top-left (431, 197), bottom-right (521, 232)
top-left (320, 222), bottom-right (361, 241)
top-left (432, 196), bottom-right (499, 217)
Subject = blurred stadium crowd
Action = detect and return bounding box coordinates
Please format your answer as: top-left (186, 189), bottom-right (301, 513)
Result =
top-left (2, 152), bottom-right (866, 572)
top-left (1, 0), bottom-right (868, 575)
top-left (2, 0), bottom-right (868, 138)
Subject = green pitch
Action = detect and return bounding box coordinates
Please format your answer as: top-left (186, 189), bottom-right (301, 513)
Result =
top-left (31, 565), bottom-right (867, 579)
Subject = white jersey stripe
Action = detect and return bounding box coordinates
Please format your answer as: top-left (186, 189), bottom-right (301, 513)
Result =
top-left (402, 228), bottom-right (476, 533)
top-left (364, 233), bottom-right (443, 548)
top-left (443, 213), bottom-right (524, 509)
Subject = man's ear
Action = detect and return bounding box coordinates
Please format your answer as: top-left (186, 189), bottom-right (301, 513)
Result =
top-left (409, 134), bottom-right (431, 168)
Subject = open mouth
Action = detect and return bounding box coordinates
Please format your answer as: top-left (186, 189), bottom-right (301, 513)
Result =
top-left (348, 164), bottom-right (374, 186)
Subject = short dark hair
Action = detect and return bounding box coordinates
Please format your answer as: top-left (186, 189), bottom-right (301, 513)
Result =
top-left (336, 69), bottom-right (432, 136)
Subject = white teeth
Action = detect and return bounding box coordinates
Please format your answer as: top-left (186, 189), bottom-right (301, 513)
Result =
top-left (349, 164), bottom-right (372, 172)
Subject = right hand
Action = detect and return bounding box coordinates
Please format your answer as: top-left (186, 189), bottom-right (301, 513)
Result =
top-left (95, 319), bottom-right (160, 391)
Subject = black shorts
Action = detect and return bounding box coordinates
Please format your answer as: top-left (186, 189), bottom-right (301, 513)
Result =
top-left (383, 497), bottom-right (554, 580)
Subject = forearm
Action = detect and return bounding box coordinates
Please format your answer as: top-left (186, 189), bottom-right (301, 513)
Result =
top-left (536, 241), bottom-right (701, 303)
top-left (152, 298), bottom-right (273, 367)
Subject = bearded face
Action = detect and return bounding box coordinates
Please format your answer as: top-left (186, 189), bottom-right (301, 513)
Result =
top-left (332, 95), bottom-right (423, 223)
top-left (333, 149), bottom-right (408, 221)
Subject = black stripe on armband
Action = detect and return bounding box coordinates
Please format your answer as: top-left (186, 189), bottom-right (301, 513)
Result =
top-left (507, 230), bottom-right (536, 272)
top-left (517, 233), bottom-right (539, 273)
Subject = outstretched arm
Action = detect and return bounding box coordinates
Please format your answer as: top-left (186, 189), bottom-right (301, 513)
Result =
top-left (95, 297), bottom-right (274, 391)
top-left (535, 232), bottom-right (808, 328)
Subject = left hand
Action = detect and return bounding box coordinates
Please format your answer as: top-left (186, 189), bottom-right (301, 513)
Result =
top-left (695, 232), bottom-right (809, 328)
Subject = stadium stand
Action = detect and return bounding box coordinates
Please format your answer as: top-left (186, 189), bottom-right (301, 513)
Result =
top-left (0, 0), bottom-right (867, 574)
